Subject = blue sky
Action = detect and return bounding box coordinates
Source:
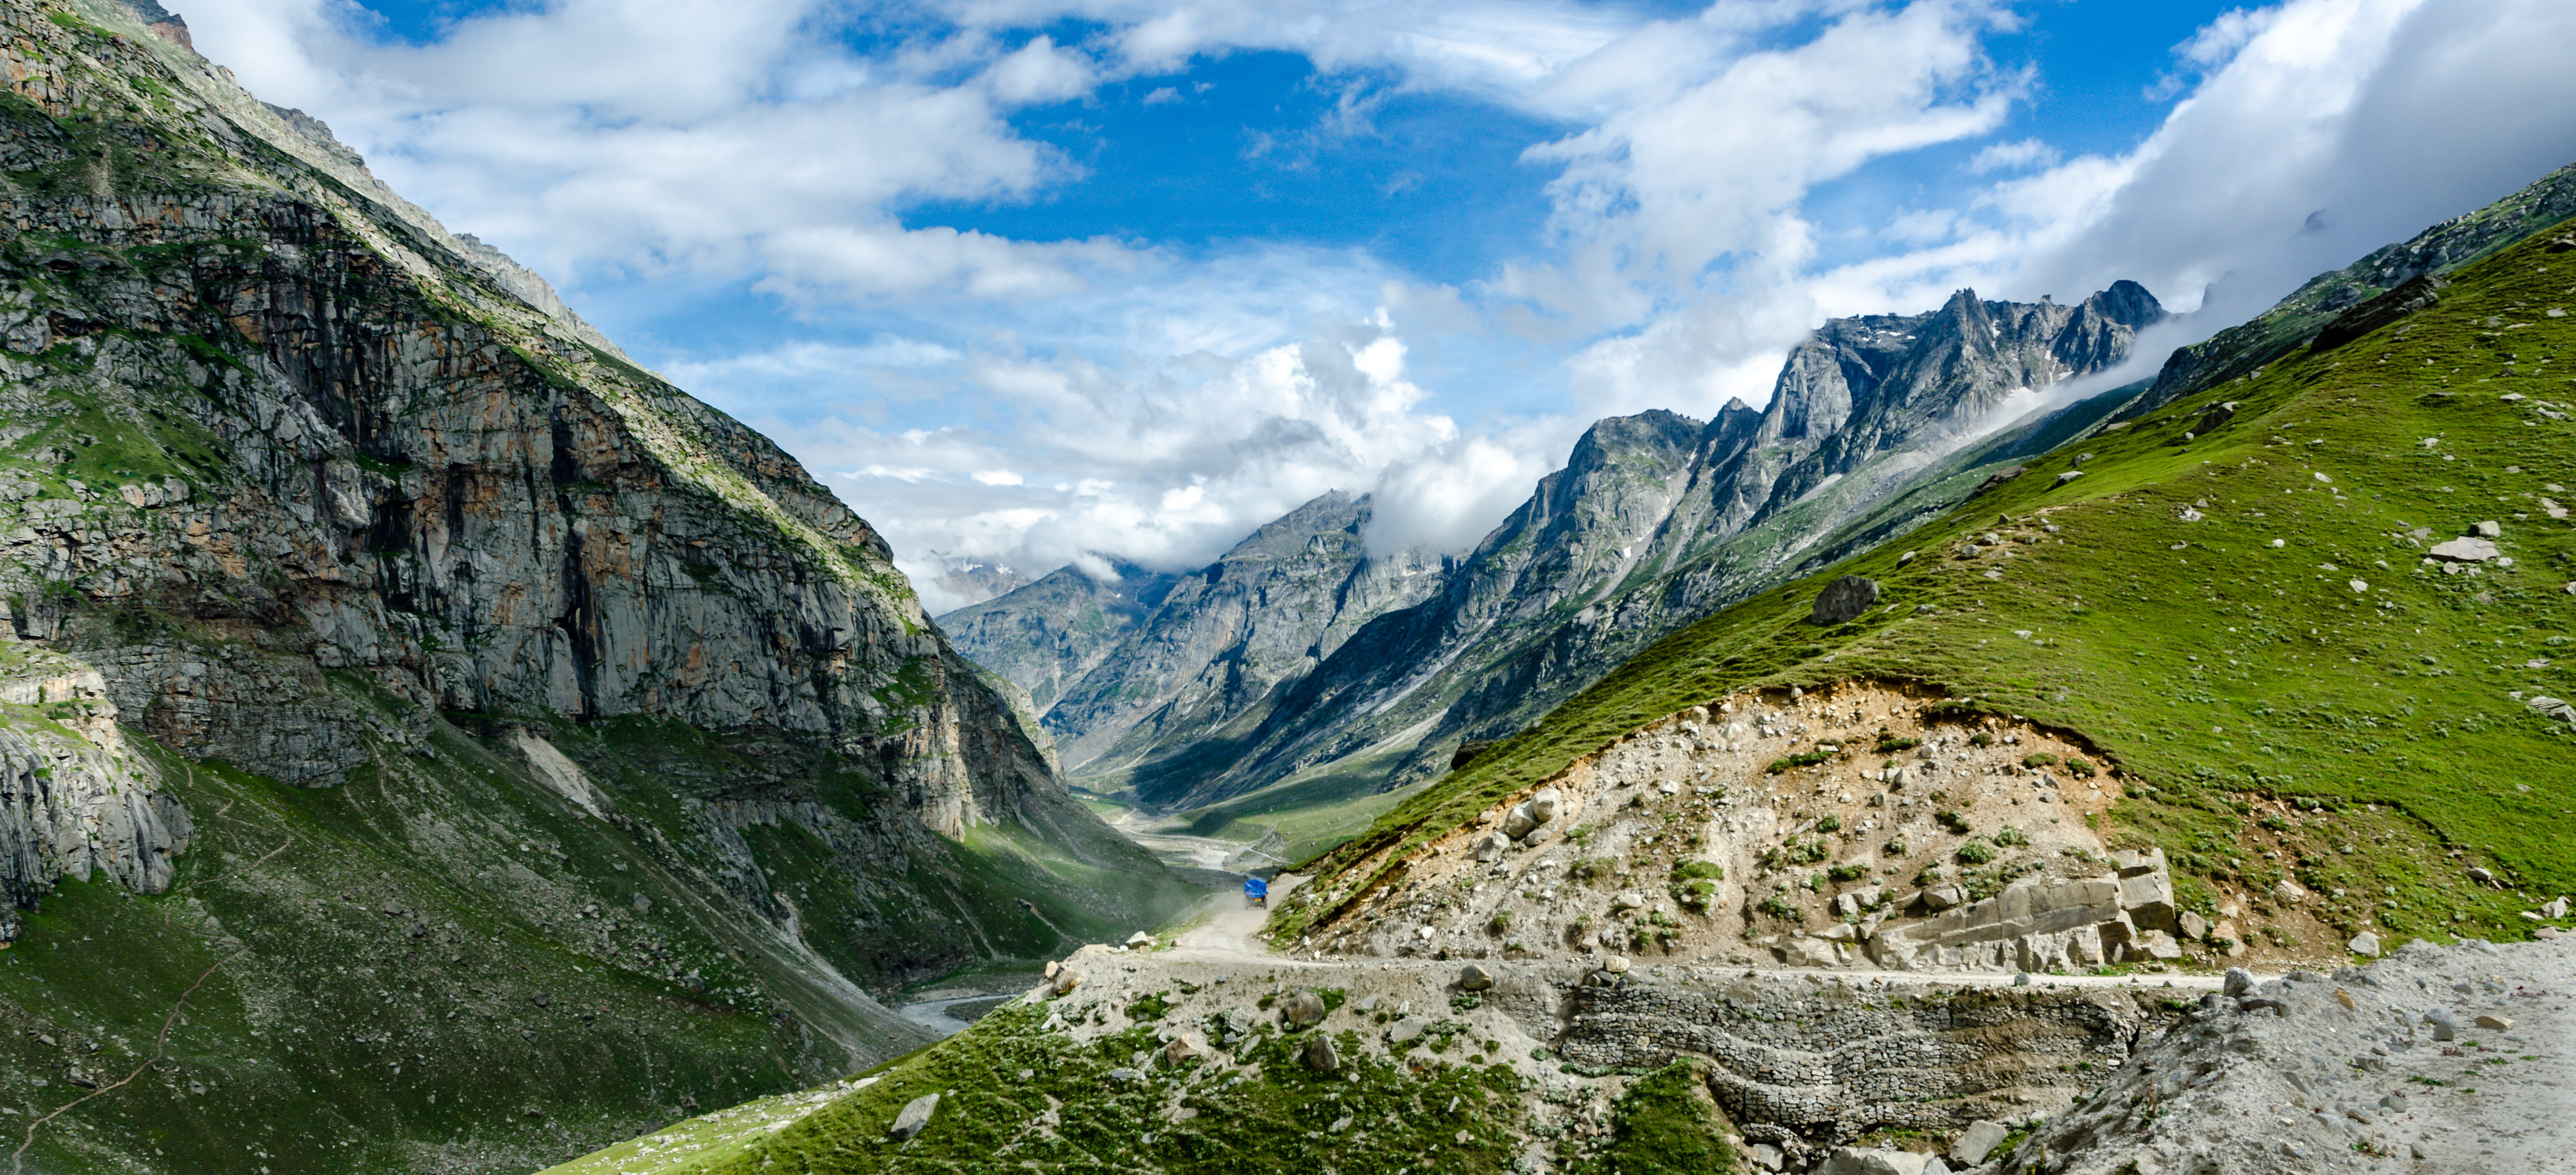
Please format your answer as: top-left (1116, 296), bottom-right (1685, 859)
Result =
top-left (181, 0), bottom-right (2576, 608)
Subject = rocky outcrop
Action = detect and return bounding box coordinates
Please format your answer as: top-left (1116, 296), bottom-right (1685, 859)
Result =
top-left (0, 649), bottom-right (189, 924)
top-left (1556, 979), bottom-right (2176, 1160)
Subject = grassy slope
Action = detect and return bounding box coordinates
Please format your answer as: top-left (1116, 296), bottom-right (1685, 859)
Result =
top-left (1272, 221), bottom-right (2576, 951)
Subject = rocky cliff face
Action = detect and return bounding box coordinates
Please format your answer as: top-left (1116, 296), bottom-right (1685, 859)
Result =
top-left (988, 285), bottom-right (2160, 811)
top-left (0, 4), bottom-right (1188, 1169)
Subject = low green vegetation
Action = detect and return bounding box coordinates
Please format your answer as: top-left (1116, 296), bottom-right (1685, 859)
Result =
top-left (1570, 1060), bottom-right (1741, 1175)
top-left (547, 1001), bottom-right (1530, 1174)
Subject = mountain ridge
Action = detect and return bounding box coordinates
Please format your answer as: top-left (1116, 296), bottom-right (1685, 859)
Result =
top-left (950, 282), bottom-right (2166, 814)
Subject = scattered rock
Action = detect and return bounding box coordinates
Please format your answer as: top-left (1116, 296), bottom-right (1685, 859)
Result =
top-left (2475, 1014), bottom-right (2514, 1031)
top-left (1302, 1032), bottom-right (1341, 1072)
top-left (1457, 964), bottom-right (1493, 991)
top-left (2348, 931), bottom-right (2381, 957)
top-left (888, 1092), bottom-right (940, 1142)
top-left (1612, 891), bottom-right (1646, 911)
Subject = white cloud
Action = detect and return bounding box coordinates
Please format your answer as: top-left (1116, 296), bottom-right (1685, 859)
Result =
top-left (1968, 137), bottom-right (2058, 174)
top-left (178, 0), bottom-right (2576, 610)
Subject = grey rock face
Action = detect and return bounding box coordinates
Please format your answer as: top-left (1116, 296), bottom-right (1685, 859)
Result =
top-left (0, 661), bottom-right (190, 912)
top-left (1809, 576), bottom-right (1880, 625)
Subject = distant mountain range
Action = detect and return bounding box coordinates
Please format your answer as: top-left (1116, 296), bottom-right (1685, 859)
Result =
top-left (946, 281), bottom-right (2171, 809)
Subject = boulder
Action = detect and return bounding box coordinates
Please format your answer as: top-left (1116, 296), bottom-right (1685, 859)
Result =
top-left (2179, 911), bottom-right (2209, 941)
top-left (2428, 537), bottom-right (2499, 563)
top-left (2193, 401), bottom-right (2239, 435)
top-left (1810, 576), bottom-right (1882, 625)
top-left (1052, 969), bottom-right (1083, 996)
top-left (1612, 891), bottom-right (1646, 911)
top-left (888, 1092), bottom-right (940, 1142)
top-left (1747, 1142), bottom-right (1785, 1171)
top-left (1163, 1033), bottom-right (1205, 1066)
top-left (1923, 885), bottom-right (1965, 911)
top-left (2136, 929), bottom-right (2183, 961)
top-left (1280, 991), bottom-right (1327, 1028)
top-left (2119, 872), bottom-right (2179, 933)
top-left (1471, 831), bottom-right (1510, 862)
top-left (2273, 878), bottom-right (2310, 905)
top-left (1503, 805), bottom-right (1539, 840)
top-left (1302, 1032), bottom-right (1341, 1071)
top-left (1602, 954), bottom-right (1631, 974)
top-left (2475, 1014), bottom-right (2514, 1031)
top-left (1818, 1147), bottom-right (1929, 1175)
top-left (2348, 931), bottom-right (2382, 957)
top-left (2112, 847), bottom-right (2167, 878)
top-left (2223, 967), bottom-right (2256, 997)
top-left (2542, 896), bottom-right (2570, 919)
top-left (1124, 931), bottom-right (1154, 949)
top-left (1525, 789), bottom-right (1561, 824)
top-left (1950, 1119), bottom-right (2009, 1166)
top-left (1457, 964), bottom-right (1494, 991)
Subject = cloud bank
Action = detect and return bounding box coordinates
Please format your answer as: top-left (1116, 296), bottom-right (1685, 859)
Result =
top-left (178, 0), bottom-right (2576, 612)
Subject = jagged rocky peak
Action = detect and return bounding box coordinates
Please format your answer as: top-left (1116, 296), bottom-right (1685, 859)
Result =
top-left (1765, 282), bottom-right (2165, 449)
top-left (944, 489), bottom-right (1449, 780)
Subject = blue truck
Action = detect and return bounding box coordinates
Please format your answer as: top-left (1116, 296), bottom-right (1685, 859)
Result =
top-left (1244, 876), bottom-right (1268, 908)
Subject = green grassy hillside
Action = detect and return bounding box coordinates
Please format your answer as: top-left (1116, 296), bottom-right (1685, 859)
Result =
top-left (1275, 218), bottom-right (2576, 952)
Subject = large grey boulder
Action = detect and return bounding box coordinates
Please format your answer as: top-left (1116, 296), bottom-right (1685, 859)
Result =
top-left (1950, 1119), bottom-right (2009, 1165)
top-left (888, 1092), bottom-right (940, 1142)
top-left (1810, 575), bottom-right (1881, 625)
